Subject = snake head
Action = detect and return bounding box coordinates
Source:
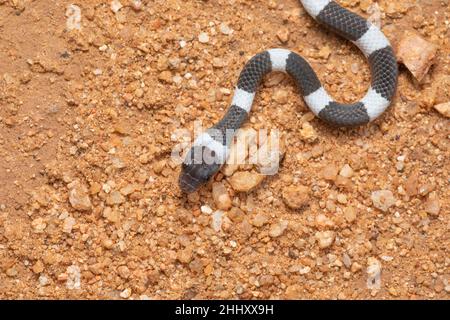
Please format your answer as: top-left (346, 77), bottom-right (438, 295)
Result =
top-left (179, 146), bottom-right (222, 193)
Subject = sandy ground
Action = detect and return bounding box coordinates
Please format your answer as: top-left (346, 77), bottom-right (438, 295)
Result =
top-left (0, 0), bottom-right (448, 299)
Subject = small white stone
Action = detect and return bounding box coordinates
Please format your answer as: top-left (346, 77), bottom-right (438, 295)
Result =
top-left (120, 288), bottom-right (131, 299)
top-left (111, 0), bottom-right (123, 13)
top-left (269, 220), bottom-right (289, 238)
top-left (39, 275), bottom-right (49, 286)
top-left (172, 75), bottom-right (183, 84)
top-left (66, 4), bottom-right (81, 31)
top-left (366, 257), bottom-right (382, 290)
top-left (315, 231), bottom-right (336, 249)
top-left (211, 210), bottom-right (223, 232)
top-left (200, 205), bottom-right (213, 215)
top-left (371, 190), bottom-right (396, 212)
top-left (179, 40), bottom-right (187, 48)
top-left (131, 0), bottom-right (142, 11)
top-left (219, 23), bottom-right (233, 35)
top-left (63, 216), bottom-right (76, 234)
top-left (66, 265), bottom-right (81, 290)
top-left (102, 183), bottom-right (111, 194)
top-left (93, 68), bottom-right (102, 76)
top-left (198, 32), bottom-right (210, 43)
top-left (339, 164), bottom-right (354, 178)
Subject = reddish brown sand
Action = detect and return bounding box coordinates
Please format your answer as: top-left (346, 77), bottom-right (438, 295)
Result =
top-left (0, 0), bottom-right (448, 299)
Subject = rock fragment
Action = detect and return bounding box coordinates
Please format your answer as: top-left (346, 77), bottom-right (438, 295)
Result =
top-left (397, 33), bottom-right (437, 82)
top-left (212, 182), bottom-right (232, 210)
top-left (228, 171), bottom-right (264, 193)
top-left (269, 220), bottom-right (289, 238)
top-left (366, 258), bottom-right (382, 290)
top-left (433, 102), bottom-right (450, 118)
top-left (66, 265), bottom-right (81, 290)
top-left (66, 4), bottom-right (81, 31)
top-left (198, 32), bottom-right (209, 43)
top-left (315, 231), bottom-right (335, 249)
top-left (371, 190), bottom-right (396, 212)
top-left (211, 210), bottom-right (224, 232)
top-left (425, 192), bottom-right (440, 216)
top-left (68, 181), bottom-right (92, 211)
top-left (282, 185), bottom-right (310, 209)
top-left (276, 28), bottom-right (290, 43)
top-left (111, 0), bottom-right (123, 13)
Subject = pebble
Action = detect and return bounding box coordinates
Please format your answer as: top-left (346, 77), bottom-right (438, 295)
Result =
top-left (212, 57), bottom-right (224, 68)
top-left (120, 184), bottom-right (136, 196)
top-left (337, 194), bottom-right (348, 204)
top-left (315, 214), bottom-right (334, 228)
top-left (118, 265), bottom-right (130, 279)
top-left (276, 27), bottom-right (290, 43)
top-left (177, 247), bottom-right (193, 264)
top-left (285, 285), bottom-right (301, 299)
top-left (315, 231), bottom-right (335, 249)
top-left (351, 262), bottom-right (362, 273)
top-left (120, 288), bottom-right (131, 299)
top-left (68, 182), bottom-right (92, 211)
top-left (227, 207), bottom-right (245, 222)
top-left (158, 71), bottom-right (172, 83)
top-left (299, 122), bottom-right (318, 142)
top-left (424, 192), bottom-right (440, 216)
top-left (343, 253), bottom-right (352, 269)
top-left (322, 164), bottom-right (339, 181)
top-left (200, 205), bottom-right (213, 215)
top-left (367, 3), bottom-right (382, 27)
top-left (397, 33), bottom-right (437, 82)
top-left (269, 220), bottom-right (289, 238)
top-left (110, 0), bottom-right (123, 13)
top-left (32, 260), bottom-right (44, 274)
top-left (211, 210), bottom-right (223, 232)
top-left (371, 190), bottom-right (396, 212)
top-left (219, 23), bottom-right (233, 35)
top-left (273, 89), bottom-right (289, 104)
top-left (63, 216), bottom-right (76, 233)
top-left (131, 0), bottom-right (142, 11)
top-left (212, 182), bottom-right (232, 210)
top-left (366, 257), bottom-right (382, 290)
top-left (39, 275), bottom-right (49, 286)
top-left (31, 217), bottom-right (47, 233)
top-left (282, 185), bottom-right (310, 209)
top-left (106, 190), bottom-right (125, 205)
top-left (433, 102), bottom-right (450, 118)
top-left (66, 265), bottom-right (81, 290)
top-left (343, 206), bottom-right (357, 223)
top-left (252, 213), bottom-right (269, 227)
top-left (318, 46), bottom-right (331, 59)
top-left (228, 171), bottom-right (264, 193)
top-left (339, 164), bottom-right (354, 178)
top-left (6, 267), bottom-right (18, 277)
top-left (103, 207), bottom-right (120, 223)
top-left (65, 4), bottom-right (81, 31)
top-left (198, 32), bottom-right (210, 43)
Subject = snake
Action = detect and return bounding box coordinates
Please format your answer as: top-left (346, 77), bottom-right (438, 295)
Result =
top-left (179, 0), bottom-right (398, 193)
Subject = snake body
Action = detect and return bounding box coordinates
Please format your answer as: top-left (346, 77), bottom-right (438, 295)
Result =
top-left (179, 0), bottom-right (398, 193)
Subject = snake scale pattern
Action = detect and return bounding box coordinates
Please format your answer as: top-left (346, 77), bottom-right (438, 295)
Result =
top-left (179, 0), bottom-right (398, 193)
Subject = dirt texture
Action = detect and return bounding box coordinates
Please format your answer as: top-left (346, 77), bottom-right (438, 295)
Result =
top-left (0, 0), bottom-right (449, 299)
